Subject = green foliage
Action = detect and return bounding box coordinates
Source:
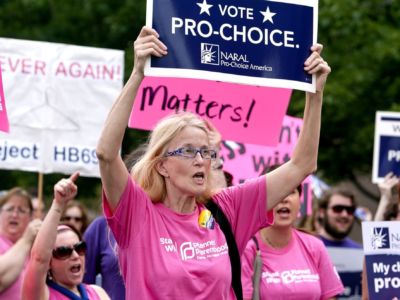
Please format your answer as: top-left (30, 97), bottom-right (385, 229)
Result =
top-left (290, 0), bottom-right (400, 183)
top-left (0, 0), bottom-right (399, 204)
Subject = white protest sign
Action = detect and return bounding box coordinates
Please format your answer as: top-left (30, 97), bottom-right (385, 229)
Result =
top-left (372, 111), bottom-right (400, 183)
top-left (0, 38), bottom-right (124, 177)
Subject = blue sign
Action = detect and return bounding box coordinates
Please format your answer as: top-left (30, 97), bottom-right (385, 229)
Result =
top-left (146, 0), bottom-right (318, 92)
top-left (372, 112), bottom-right (400, 183)
top-left (378, 136), bottom-right (400, 177)
top-left (365, 255), bottom-right (400, 299)
top-left (362, 221), bottom-right (400, 300)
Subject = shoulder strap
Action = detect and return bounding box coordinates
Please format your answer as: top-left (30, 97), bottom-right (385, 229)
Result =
top-left (251, 236), bottom-right (259, 250)
top-left (205, 200), bottom-right (243, 300)
top-left (250, 236), bottom-right (262, 300)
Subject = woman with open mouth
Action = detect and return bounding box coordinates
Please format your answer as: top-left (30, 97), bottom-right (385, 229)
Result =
top-left (0, 188), bottom-right (41, 299)
top-left (95, 26), bottom-right (332, 299)
top-left (241, 170), bottom-right (344, 300)
top-left (22, 172), bottom-right (110, 300)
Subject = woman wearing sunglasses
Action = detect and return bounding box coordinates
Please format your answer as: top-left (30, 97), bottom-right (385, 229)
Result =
top-left (22, 172), bottom-right (110, 300)
top-left (95, 26), bottom-right (331, 299)
top-left (61, 200), bottom-right (90, 235)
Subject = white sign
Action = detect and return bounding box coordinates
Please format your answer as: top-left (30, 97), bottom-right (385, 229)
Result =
top-left (0, 38), bottom-right (124, 177)
top-left (372, 111), bottom-right (400, 183)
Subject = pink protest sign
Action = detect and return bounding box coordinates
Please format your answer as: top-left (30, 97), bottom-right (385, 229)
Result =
top-left (129, 76), bottom-right (291, 146)
top-left (0, 68), bottom-right (9, 132)
top-left (220, 115), bottom-right (313, 216)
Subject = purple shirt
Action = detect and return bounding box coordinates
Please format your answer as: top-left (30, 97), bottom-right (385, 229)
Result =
top-left (83, 216), bottom-right (125, 300)
top-left (319, 236), bottom-right (362, 249)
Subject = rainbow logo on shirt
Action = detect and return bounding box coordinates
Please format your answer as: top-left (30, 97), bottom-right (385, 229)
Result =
top-left (198, 209), bottom-right (215, 229)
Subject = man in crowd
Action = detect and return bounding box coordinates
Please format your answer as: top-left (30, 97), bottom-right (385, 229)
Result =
top-left (317, 187), bottom-right (362, 248)
top-left (317, 187), bottom-right (363, 298)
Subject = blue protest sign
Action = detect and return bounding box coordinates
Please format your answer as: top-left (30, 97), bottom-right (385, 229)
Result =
top-left (362, 221), bottom-right (400, 300)
top-left (326, 248), bottom-right (363, 299)
top-left (146, 0), bottom-right (318, 92)
top-left (372, 111), bottom-right (400, 183)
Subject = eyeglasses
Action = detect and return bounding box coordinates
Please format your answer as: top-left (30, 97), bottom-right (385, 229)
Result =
top-left (61, 216), bottom-right (83, 222)
top-left (164, 147), bottom-right (217, 160)
top-left (52, 241), bottom-right (87, 260)
top-left (1, 206), bottom-right (30, 215)
top-left (329, 205), bottom-right (356, 215)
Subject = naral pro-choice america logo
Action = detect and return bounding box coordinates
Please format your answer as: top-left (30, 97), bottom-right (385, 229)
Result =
top-left (371, 227), bottom-right (390, 250)
top-left (201, 43), bottom-right (220, 65)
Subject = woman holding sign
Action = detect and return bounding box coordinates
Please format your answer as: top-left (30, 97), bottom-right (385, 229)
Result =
top-left (96, 26), bottom-right (331, 299)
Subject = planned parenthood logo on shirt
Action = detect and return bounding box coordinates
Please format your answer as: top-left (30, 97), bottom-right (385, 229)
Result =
top-left (371, 227), bottom-right (390, 250)
top-left (146, 0), bottom-right (318, 92)
top-left (160, 237), bottom-right (228, 260)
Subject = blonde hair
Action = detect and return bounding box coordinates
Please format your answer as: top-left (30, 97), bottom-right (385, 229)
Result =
top-left (131, 112), bottom-right (214, 203)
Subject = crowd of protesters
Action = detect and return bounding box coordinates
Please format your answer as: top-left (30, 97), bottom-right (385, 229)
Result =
top-left (0, 26), bottom-right (399, 300)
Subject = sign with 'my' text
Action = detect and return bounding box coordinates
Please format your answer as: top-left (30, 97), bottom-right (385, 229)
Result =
top-left (0, 38), bottom-right (124, 177)
top-left (129, 76), bottom-right (291, 146)
top-left (362, 221), bottom-right (400, 300)
top-left (372, 111), bottom-right (400, 183)
top-left (146, 0), bottom-right (318, 92)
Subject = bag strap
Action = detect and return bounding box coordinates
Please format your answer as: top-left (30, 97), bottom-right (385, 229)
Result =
top-left (250, 236), bottom-right (262, 300)
top-left (205, 200), bottom-right (243, 300)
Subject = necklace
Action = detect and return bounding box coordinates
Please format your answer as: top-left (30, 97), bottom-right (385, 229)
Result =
top-left (263, 232), bottom-right (289, 249)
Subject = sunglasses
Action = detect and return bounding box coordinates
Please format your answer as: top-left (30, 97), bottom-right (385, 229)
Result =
top-left (329, 205), bottom-right (356, 215)
top-left (62, 216), bottom-right (83, 222)
top-left (52, 241), bottom-right (87, 260)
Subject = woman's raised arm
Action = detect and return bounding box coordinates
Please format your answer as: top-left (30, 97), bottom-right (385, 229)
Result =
top-left (96, 27), bottom-right (167, 211)
top-left (266, 44), bottom-right (331, 210)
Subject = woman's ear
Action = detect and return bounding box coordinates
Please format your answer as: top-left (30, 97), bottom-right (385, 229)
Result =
top-left (156, 159), bottom-right (169, 178)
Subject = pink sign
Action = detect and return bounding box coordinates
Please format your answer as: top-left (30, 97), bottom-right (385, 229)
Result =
top-left (130, 76), bottom-right (291, 146)
top-left (0, 67), bottom-right (9, 132)
top-left (220, 115), bottom-right (313, 216)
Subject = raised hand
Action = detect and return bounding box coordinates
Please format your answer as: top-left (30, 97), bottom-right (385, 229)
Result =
top-left (53, 171), bottom-right (80, 205)
top-left (304, 44), bottom-right (331, 92)
top-left (378, 172), bottom-right (399, 199)
top-left (133, 26), bottom-right (168, 75)
top-left (22, 218), bottom-right (42, 244)
top-left (204, 120), bottom-right (222, 150)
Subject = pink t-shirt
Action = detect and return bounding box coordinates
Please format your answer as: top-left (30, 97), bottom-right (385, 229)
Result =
top-left (104, 176), bottom-right (272, 300)
top-left (241, 229), bottom-right (344, 300)
top-left (0, 234), bottom-right (28, 300)
top-left (48, 284), bottom-right (100, 299)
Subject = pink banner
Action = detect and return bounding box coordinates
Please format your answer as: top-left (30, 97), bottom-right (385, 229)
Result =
top-left (0, 67), bottom-right (9, 133)
top-left (129, 76), bottom-right (291, 146)
top-left (220, 115), bottom-right (313, 215)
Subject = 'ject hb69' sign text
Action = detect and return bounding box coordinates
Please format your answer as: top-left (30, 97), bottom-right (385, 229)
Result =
top-left (146, 0), bottom-right (318, 92)
top-left (0, 38), bottom-right (124, 177)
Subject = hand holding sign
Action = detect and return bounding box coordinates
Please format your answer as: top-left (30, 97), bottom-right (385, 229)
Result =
top-left (133, 27), bottom-right (168, 76)
top-left (304, 44), bottom-right (331, 93)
